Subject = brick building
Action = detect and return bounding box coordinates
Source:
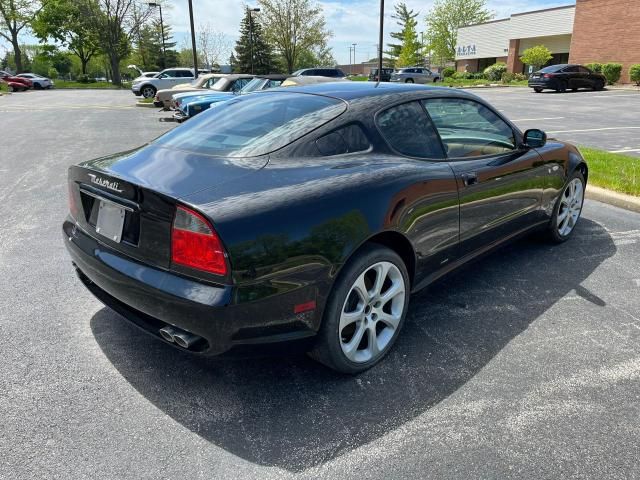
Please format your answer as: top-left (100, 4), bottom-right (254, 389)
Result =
top-left (455, 0), bottom-right (640, 83)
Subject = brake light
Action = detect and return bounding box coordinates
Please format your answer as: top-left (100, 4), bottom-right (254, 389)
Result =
top-left (543, 73), bottom-right (554, 78)
top-left (171, 206), bottom-right (228, 275)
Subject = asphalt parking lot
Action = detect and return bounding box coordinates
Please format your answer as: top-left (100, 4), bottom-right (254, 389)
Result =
top-left (1, 89), bottom-right (640, 479)
top-left (473, 87), bottom-right (640, 156)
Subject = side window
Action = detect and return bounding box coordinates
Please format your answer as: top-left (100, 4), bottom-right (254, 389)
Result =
top-left (377, 101), bottom-right (445, 159)
top-left (316, 124), bottom-right (370, 156)
top-left (163, 70), bottom-right (177, 78)
top-left (578, 66), bottom-right (591, 74)
top-left (233, 79), bottom-right (250, 91)
top-left (422, 98), bottom-right (516, 158)
top-left (563, 66), bottom-right (578, 73)
top-left (268, 79), bottom-right (283, 88)
top-left (180, 70), bottom-right (194, 77)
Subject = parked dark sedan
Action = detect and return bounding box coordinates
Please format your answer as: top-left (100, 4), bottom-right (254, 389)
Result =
top-left (63, 82), bottom-right (588, 373)
top-left (528, 64), bottom-right (606, 92)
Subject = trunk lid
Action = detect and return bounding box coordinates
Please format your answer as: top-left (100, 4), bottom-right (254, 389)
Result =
top-left (68, 144), bottom-right (268, 269)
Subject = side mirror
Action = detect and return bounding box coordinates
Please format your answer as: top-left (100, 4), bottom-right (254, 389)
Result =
top-left (523, 129), bottom-right (547, 148)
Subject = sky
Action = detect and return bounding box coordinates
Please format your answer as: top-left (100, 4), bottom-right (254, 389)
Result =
top-left (1, 0), bottom-right (574, 66)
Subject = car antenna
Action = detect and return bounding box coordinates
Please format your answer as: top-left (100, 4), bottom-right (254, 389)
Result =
top-left (376, 0), bottom-right (384, 87)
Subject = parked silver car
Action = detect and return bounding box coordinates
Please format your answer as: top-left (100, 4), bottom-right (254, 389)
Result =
top-left (390, 67), bottom-right (440, 84)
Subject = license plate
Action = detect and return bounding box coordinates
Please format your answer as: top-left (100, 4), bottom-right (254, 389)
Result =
top-left (95, 200), bottom-right (126, 243)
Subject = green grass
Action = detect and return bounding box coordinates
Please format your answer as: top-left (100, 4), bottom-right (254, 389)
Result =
top-left (349, 75), bottom-right (368, 81)
top-left (138, 97), bottom-right (154, 103)
top-left (580, 147), bottom-right (639, 196)
top-left (0, 82), bottom-right (7, 93)
top-left (53, 80), bottom-right (129, 89)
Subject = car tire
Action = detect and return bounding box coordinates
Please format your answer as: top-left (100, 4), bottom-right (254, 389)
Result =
top-left (309, 244), bottom-right (410, 374)
top-left (594, 80), bottom-right (605, 91)
top-left (556, 81), bottom-right (567, 93)
top-left (546, 170), bottom-right (586, 243)
top-left (34, 82), bottom-right (42, 89)
top-left (141, 85), bottom-right (156, 98)
top-left (433, 77), bottom-right (439, 83)
top-left (534, 87), bottom-right (543, 93)
top-left (405, 78), bottom-right (414, 84)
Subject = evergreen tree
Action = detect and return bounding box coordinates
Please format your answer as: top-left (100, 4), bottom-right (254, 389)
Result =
top-left (136, 19), bottom-right (177, 70)
top-left (396, 16), bottom-right (422, 67)
top-left (234, 9), bottom-right (274, 74)
top-left (386, 2), bottom-right (419, 64)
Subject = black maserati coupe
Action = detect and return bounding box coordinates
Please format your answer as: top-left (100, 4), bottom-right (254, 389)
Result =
top-left (64, 82), bottom-right (587, 373)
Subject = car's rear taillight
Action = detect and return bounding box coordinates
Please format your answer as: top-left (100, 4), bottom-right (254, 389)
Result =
top-left (171, 205), bottom-right (227, 276)
top-left (68, 182), bottom-right (79, 219)
top-left (543, 73), bottom-right (555, 78)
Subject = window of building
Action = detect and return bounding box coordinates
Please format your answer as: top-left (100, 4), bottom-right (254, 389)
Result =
top-left (477, 58), bottom-right (497, 72)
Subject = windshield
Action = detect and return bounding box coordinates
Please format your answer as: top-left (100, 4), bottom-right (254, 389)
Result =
top-left (155, 92), bottom-right (346, 157)
top-left (241, 78), bottom-right (268, 93)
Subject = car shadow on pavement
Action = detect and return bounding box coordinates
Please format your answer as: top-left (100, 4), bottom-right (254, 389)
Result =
top-left (90, 218), bottom-right (615, 472)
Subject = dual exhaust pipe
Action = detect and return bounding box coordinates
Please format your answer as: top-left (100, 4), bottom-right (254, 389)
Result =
top-left (159, 325), bottom-right (202, 349)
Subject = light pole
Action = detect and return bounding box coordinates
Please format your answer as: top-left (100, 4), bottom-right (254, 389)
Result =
top-left (348, 46), bottom-right (353, 74)
top-left (376, 0), bottom-right (384, 85)
top-left (247, 7), bottom-right (260, 75)
top-left (148, 2), bottom-right (166, 70)
top-left (187, 0), bottom-right (198, 78)
top-left (352, 43), bottom-right (357, 75)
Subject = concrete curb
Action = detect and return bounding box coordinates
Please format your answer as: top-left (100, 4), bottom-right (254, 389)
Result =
top-left (586, 185), bottom-right (640, 213)
top-left (136, 102), bottom-right (156, 108)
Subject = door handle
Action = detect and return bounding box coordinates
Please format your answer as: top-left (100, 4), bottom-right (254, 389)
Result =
top-left (461, 172), bottom-right (478, 186)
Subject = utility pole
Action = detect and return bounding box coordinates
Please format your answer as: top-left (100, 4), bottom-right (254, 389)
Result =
top-left (187, 0), bottom-right (198, 78)
top-left (352, 43), bottom-right (357, 75)
top-left (148, 2), bottom-right (166, 70)
top-left (247, 7), bottom-right (260, 74)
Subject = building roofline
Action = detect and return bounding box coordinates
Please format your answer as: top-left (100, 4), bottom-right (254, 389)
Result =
top-left (511, 4), bottom-right (575, 17)
top-left (460, 3), bottom-right (575, 29)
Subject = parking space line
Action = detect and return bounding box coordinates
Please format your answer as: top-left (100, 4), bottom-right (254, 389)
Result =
top-left (548, 126), bottom-right (640, 134)
top-left (511, 116), bottom-right (565, 121)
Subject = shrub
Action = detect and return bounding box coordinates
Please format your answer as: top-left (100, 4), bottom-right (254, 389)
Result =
top-left (452, 71), bottom-right (473, 80)
top-left (602, 63), bottom-right (622, 84)
top-left (77, 74), bottom-right (90, 83)
top-left (585, 62), bottom-right (602, 73)
top-left (629, 64), bottom-right (640, 86)
top-left (501, 72), bottom-right (515, 83)
top-left (483, 62), bottom-right (507, 81)
top-left (472, 72), bottom-right (486, 79)
top-left (441, 66), bottom-right (455, 78)
top-left (519, 45), bottom-right (553, 70)
top-left (514, 73), bottom-right (527, 81)
top-left (47, 67), bottom-right (58, 80)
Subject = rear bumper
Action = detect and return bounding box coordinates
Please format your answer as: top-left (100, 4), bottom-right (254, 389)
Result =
top-left (528, 78), bottom-right (556, 89)
top-left (63, 219), bottom-right (319, 356)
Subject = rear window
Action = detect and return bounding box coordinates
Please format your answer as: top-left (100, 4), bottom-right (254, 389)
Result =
top-left (155, 92), bottom-right (346, 157)
top-left (538, 65), bottom-right (564, 73)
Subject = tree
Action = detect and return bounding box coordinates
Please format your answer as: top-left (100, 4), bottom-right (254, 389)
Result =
top-left (0, 0), bottom-right (46, 72)
top-left (425, 0), bottom-right (492, 62)
top-left (197, 23), bottom-right (231, 70)
top-left (519, 45), bottom-right (552, 69)
top-left (88, 0), bottom-right (151, 85)
top-left (396, 10), bottom-right (422, 67)
top-left (387, 2), bottom-right (419, 63)
top-left (32, 0), bottom-right (101, 75)
top-left (258, 0), bottom-right (332, 73)
top-left (135, 19), bottom-right (177, 70)
top-left (234, 9), bottom-right (274, 74)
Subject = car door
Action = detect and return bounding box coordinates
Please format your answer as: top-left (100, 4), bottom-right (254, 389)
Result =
top-left (422, 97), bottom-right (546, 257)
top-left (578, 66), bottom-right (595, 88)
top-left (562, 66), bottom-right (582, 89)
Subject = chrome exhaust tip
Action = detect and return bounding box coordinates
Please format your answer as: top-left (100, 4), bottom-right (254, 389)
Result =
top-left (159, 326), bottom-right (177, 343)
top-left (173, 331), bottom-right (201, 349)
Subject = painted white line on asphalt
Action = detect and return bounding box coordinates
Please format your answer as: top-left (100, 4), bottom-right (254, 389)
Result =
top-left (512, 116), bottom-right (565, 121)
top-left (610, 148), bottom-right (640, 153)
top-left (590, 94), bottom-right (640, 98)
top-left (548, 126), bottom-right (640, 134)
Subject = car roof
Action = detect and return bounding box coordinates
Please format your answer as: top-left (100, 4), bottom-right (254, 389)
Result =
top-left (255, 74), bottom-right (288, 80)
top-left (269, 80), bottom-right (473, 102)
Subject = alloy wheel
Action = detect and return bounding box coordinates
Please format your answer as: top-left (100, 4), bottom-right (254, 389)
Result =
top-left (339, 261), bottom-right (406, 363)
top-left (142, 86), bottom-right (155, 98)
top-left (557, 178), bottom-right (584, 237)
